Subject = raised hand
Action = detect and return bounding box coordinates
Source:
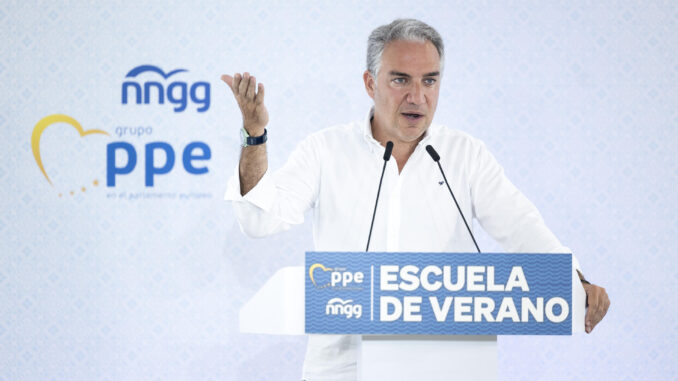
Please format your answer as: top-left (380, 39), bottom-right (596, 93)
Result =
top-left (221, 72), bottom-right (268, 136)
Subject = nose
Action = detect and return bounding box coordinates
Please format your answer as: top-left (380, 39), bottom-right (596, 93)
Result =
top-left (406, 81), bottom-right (425, 105)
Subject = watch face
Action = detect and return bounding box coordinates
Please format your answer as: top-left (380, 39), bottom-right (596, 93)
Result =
top-left (240, 128), bottom-right (248, 146)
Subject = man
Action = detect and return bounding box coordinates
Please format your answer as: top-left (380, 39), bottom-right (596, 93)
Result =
top-left (223, 19), bottom-right (609, 381)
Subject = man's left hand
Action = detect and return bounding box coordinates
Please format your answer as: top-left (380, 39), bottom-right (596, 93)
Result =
top-left (582, 282), bottom-right (610, 333)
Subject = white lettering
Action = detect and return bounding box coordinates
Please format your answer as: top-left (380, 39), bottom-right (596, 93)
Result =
top-left (474, 297), bottom-right (495, 322)
top-left (467, 266), bottom-right (485, 291)
top-left (496, 297), bottom-right (520, 322)
top-left (325, 298), bottom-right (362, 319)
top-left (330, 272), bottom-right (341, 286)
top-left (420, 265), bottom-right (442, 291)
top-left (545, 297), bottom-right (569, 323)
top-left (378, 265), bottom-right (531, 293)
top-left (400, 265), bottom-right (419, 291)
top-left (506, 266), bottom-right (529, 292)
top-left (454, 297), bottom-right (473, 322)
top-left (429, 296), bottom-right (453, 322)
top-left (380, 266), bottom-right (399, 291)
top-left (403, 297), bottom-right (422, 322)
top-left (380, 296), bottom-right (402, 321)
top-left (486, 266), bottom-right (504, 291)
top-left (521, 297), bottom-right (544, 322)
top-left (443, 266), bottom-right (465, 291)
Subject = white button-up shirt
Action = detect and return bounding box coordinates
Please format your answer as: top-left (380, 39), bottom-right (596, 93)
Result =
top-left (225, 109), bottom-right (580, 381)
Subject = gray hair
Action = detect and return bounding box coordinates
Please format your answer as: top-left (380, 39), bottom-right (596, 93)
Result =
top-left (366, 19), bottom-right (445, 77)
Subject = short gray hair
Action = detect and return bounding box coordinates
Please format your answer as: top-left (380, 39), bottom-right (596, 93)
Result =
top-left (366, 19), bottom-right (445, 77)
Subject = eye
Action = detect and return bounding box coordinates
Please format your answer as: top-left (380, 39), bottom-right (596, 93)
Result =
top-left (423, 78), bottom-right (437, 86)
top-left (392, 77), bottom-right (407, 85)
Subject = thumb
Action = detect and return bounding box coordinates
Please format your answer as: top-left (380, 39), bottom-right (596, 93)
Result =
top-left (583, 285), bottom-right (596, 333)
top-left (221, 74), bottom-right (234, 88)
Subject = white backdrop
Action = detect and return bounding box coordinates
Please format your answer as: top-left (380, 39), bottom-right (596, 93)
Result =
top-left (1, 1), bottom-right (677, 380)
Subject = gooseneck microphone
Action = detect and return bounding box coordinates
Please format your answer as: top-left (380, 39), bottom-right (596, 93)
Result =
top-left (366, 141), bottom-right (394, 252)
top-left (425, 145), bottom-right (481, 253)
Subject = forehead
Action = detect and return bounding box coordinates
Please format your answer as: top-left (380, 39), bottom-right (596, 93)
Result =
top-left (380, 39), bottom-right (440, 75)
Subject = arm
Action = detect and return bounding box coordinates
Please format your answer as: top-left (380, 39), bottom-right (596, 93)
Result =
top-left (469, 140), bottom-right (571, 256)
top-left (469, 140), bottom-right (610, 333)
top-left (221, 72), bottom-right (268, 195)
top-left (221, 72), bottom-right (321, 238)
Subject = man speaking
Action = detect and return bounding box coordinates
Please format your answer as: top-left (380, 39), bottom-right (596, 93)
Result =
top-left (223, 18), bottom-right (609, 381)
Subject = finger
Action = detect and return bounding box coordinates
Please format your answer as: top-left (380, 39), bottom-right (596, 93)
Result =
top-left (592, 290), bottom-right (610, 330)
top-left (584, 291), bottom-right (598, 333)
top-left (587, 292), bottom-right (602, 332)
top-left (255, 83), bottom-right (265, 105)
top-left (221, 74), bottom-right (233, 87)
top-left (591, 306), bottom-right (605, 332)
top-left (232, 73), bottom-right (242, 95)
top-left (246, 76), bottom-right (256, 99)
top-left (603, 292), bottom-right (610, 314)
top-left (239, 72), bottom-right (250, 97)
top-left (221, 74), bottom-right (238, 97)
top-left (583, 284), bottom-right (591, 332)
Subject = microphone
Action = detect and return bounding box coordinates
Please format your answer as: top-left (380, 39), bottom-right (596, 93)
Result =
top-left (383, 141), bottom-right (394, 160)
top-left (425, 145), bottom-right (440, 161)
top-left (366, 141), bottom-right (393, 252)
top-left (425, 145), bottom-right (481, 253)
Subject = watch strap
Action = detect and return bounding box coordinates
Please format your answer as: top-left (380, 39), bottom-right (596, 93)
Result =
top-left (242, 128), bottom-right (267, 147)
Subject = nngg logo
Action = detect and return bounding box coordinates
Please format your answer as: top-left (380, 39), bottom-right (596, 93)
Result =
top-left (121, 65), bottom-right (210, 112)
top-left (325, 298), bottom-right (362, 319)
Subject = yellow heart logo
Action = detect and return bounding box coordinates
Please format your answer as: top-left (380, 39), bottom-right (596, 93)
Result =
top-left (309, 263), bottom-right (333, 288)
top-left (31, 114), bottom-right (109, 190)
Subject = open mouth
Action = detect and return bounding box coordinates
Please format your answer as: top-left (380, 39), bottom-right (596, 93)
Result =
top-left (401, 112), bottom-right (424, 122)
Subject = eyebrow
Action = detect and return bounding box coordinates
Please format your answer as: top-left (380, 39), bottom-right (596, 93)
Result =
top-left (388, 71), bottom-right (440, 77)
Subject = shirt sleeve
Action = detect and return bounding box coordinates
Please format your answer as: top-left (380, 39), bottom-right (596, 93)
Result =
top-left (469, 140), bottom-right (582, 272)
top-left (224, 133), bottom-right (322, 238)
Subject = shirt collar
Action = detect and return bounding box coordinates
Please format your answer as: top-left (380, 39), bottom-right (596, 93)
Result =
top-left (362, 107), bottom-right (438, 153)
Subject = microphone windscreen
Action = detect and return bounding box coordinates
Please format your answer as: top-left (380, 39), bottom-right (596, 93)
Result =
top-left (383, 141), bottom-right (394, 161)
top-left (425, 145), bottom-right (440, 162)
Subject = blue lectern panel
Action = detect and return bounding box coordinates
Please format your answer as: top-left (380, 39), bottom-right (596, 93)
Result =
top-left (305, 252), bottom-right (572, 335)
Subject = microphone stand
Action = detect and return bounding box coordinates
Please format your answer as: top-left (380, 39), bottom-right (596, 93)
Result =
top-left (366, 141), bottom-right (394, 252)
top-left (425, 145), bottom-right (481, 253)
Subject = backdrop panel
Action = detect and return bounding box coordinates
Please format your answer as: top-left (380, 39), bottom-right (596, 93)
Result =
top-left (1, 1), bottom-right (676, 380)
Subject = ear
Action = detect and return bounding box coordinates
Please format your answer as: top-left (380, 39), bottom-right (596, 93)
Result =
top-left (363, 70), bottom-right (375, 99)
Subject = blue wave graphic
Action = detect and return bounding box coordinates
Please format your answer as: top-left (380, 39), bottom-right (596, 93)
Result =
top-left (125, 65), bottom-right (188, 79)
top-left (306, 252), bottom-right (573, 335)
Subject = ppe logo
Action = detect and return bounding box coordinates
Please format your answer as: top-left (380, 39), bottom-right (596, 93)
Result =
top-left (106, 141), bottom-right (211, 187)
top-left (121, 64), bottom-right (210, 112)
top-left (31, 114), bottom-right (212, 194)
top-left (309, 263), bottom-right (364, 290)
top-left (325, 298), bottom-right (363, 319)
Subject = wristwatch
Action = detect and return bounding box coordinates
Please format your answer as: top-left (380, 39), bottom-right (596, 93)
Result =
top-left (240, 127), bottom-right (267, 147)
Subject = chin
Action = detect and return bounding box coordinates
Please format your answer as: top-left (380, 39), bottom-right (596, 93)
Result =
top-left (397, 131), bottom-right (426, 143)
top-left (396, 125), bottom-right (427, 142)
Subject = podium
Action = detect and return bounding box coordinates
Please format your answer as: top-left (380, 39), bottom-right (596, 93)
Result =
top-left (239, 254), bottom-right (586, 381)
